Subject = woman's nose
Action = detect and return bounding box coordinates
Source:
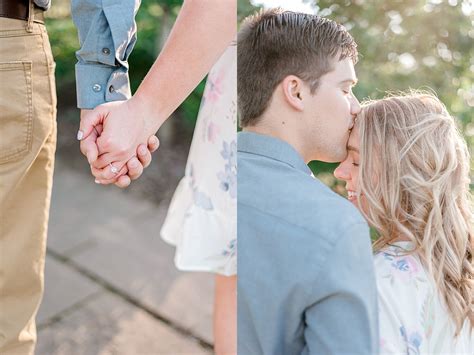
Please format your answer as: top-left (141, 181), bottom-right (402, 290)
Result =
top-left (334, 163), bottom-right (350, 181)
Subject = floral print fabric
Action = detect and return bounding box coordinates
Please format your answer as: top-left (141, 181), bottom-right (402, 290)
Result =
top-left (160, 44), bottom-right (237, 276)
top-left (375, 242), bottom-right (473, 354)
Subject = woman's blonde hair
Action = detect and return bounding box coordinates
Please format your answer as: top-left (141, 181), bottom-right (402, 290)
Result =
top-left (357, 90), bottom-right (473, 334)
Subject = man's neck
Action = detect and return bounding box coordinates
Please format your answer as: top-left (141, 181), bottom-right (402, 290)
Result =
top-left (242, 125), bottom-right (311, 164)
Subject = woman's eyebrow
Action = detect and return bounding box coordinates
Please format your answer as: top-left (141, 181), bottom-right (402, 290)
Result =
top-left (347, 145), bottom-right (359, 153)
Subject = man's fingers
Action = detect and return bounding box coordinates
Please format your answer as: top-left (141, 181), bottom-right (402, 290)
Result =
top-left (127, 156), bottom-right (144, 181)
top-left (78, 107), bottom-right (106, 141)
top-left (137, 144), bottom-right (152, 169)
top-left (80, 135), bottom-right (99, 164)
top-left (148, 135), bottom-right (160, 153)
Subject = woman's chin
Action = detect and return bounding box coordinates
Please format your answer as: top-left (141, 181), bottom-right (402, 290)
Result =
top-left (347, 195), bottom-right (359, 207)
top-left (351, 199), bottom-right (360, 210)
top-left (348, 196), bottom-right (367, 215)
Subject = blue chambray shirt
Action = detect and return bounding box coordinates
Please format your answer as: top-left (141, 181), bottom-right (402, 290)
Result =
top-left (34, 0), bottom-right (51, 10)
top-left (71, 0), bottom-right (139, 109)
top-left (237, 132), bottom-right (379, 355)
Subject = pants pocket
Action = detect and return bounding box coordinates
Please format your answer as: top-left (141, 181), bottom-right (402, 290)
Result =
top-left (0, 61), bottom-right (33, 164)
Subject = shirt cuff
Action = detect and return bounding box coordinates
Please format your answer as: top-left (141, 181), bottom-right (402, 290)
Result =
top-left (75, 63), bottom-right (132, 109)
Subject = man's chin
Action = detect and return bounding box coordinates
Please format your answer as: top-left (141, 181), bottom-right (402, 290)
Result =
top-left (319, 150), bottom-right (347, 163)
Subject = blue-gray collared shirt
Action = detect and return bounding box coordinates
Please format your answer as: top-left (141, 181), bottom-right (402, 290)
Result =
top-left (71, 0), bottom-right (139, 109)
top-left (34, 0), bottom-right (51, 10)
top-left (238, 132), bottom-right (379, 355)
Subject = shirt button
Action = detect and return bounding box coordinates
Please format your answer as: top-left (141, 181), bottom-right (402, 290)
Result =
top-left (109, 86), bottom-right (115, 93)
top-left (102, 47), bottom-right (111, 55)
top-left (92, 84), bottom-right (102, 92)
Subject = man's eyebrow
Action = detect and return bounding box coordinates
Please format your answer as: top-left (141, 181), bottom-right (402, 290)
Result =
top-left (339, 78), bottom-right (358, 85)
top-left (347, 145), bottom-right (359, 153)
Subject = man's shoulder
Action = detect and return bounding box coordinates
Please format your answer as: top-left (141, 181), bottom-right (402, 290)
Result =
top-left (238, 199), bottom-right (372, 297)
top-left (239, 154), bottom-right (366, 232)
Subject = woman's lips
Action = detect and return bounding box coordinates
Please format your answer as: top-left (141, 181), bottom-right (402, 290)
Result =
top-left (347, 190), bottom-right (357, 202)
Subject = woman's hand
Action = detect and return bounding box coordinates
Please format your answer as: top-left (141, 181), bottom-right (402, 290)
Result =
top-left (78, 99), bottom-right (160, 185)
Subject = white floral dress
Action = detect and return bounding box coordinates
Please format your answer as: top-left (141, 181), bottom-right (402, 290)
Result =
top-left (375, 242), bottom-right (473, 354)
top-left (160, 44), bottom-right (237, 276)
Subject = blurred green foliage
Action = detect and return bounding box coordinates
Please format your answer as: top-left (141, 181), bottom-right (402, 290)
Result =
top-left (46, 0), bottom-right (204, 126)
top-left (45, 0), bottom-right (473, 188)
top-left (241, 0), bottom-right (473, 190)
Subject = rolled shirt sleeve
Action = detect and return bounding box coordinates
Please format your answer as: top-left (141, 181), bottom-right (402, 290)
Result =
top-left (71, 0), bottom-right (140, 109)
top-left (34, 0), bottom-right (51, 10)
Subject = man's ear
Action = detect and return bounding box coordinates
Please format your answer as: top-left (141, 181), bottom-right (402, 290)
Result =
top-left (281, 75), bottom-right (305, 112)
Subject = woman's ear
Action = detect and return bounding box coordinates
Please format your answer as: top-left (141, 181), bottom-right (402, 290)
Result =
top-left (280, 75), bottom-right (304, 112)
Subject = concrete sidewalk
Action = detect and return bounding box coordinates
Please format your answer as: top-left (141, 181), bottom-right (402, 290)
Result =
top-left (36, 158), bottom-right (214, 355)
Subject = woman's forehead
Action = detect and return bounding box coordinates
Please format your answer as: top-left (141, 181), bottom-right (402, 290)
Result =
top-left (348, 126), bottom-right (360, 151)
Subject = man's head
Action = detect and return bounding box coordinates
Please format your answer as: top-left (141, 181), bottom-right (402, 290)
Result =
top-left (238, 9), bottom-right (361, 162)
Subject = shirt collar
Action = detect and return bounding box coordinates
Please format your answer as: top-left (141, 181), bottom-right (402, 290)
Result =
top-left (238, 131), bottom-right (312, 175)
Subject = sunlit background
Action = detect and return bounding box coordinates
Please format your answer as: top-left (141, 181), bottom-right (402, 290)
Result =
top-left (45, 0), bottom-right (472, 193)
top-left (240, 0), bottom-right (473, 191)
top-left (46, 0), bottom-right (208, 204)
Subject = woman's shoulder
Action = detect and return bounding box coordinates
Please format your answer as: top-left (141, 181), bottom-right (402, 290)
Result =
top-left (375, 243), bottom-right (431, 304)
top-left (375, 243), bottom-right (434, 352)
top-left (374, 241), bottom-right (433, 315)
top-left (374, 242), bottom-right (428, 285)
top-left (374, 242), bottom-right (473, 353)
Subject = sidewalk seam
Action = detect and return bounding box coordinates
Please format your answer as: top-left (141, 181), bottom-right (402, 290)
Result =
top-left (46, 248), bottom-right (213, 350)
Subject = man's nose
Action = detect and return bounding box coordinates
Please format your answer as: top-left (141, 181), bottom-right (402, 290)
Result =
top-left (351, 94), bottom-right (361, 115)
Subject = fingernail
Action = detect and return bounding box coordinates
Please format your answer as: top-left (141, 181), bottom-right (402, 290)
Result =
top-left (77, 130), bottom-right (84, 140)
top-left (139, 146), bottom-right (147, 155)
top-left (95, 179), bottom-right (101, 184)
top-left (87, 152), bottom-right (93, 164)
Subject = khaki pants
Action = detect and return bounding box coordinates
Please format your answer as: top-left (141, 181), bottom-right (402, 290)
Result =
top-left (0, 6), bottom-right (57, 354)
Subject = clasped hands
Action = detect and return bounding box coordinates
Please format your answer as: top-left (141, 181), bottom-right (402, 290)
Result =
top-left (77, 98), bottom-right (159, 188)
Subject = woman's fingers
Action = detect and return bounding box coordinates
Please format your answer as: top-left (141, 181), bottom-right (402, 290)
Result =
top-left (114, 175), bottom-right (132, 188)
top-left (92, 161), bottom-right (128, 181)
top-left (90, 134), bottom-right (156, 186)
top-left (91, 152), bottom-right (117, 170)
top-left (93, 157), bottom-right (142, 187)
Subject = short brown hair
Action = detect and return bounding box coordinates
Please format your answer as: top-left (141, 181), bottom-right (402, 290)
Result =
top-left (238, 8), bottom-right (358, 127)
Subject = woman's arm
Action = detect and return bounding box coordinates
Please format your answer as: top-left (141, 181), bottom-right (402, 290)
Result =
top-left (134, 0), bottom-right (237, 133)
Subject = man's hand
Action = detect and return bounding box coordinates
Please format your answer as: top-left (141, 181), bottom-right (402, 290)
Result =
top-left (79, 108), bottom-right (159, 188)
top-left (78, 99), bottom-right (158, 181)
